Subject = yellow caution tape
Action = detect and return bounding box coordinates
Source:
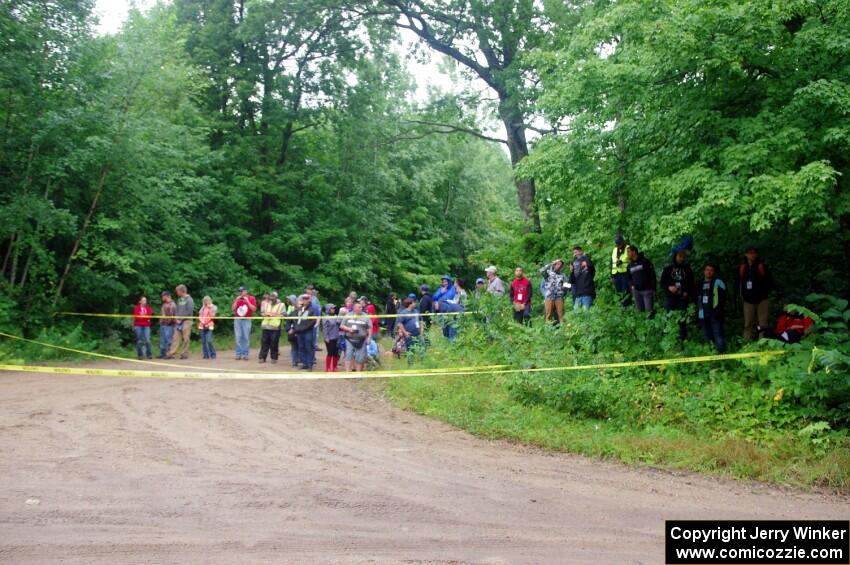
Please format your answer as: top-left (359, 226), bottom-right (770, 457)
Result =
top-left (0, 350), bottom-right (784, 382)
top-left (0, 331), bottom-right (506, 376)
top-left (56, 311), bottom-right (476, 321)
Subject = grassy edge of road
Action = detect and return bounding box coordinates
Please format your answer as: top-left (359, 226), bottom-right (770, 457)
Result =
top-left (382, 371), bottom-right (850, 493)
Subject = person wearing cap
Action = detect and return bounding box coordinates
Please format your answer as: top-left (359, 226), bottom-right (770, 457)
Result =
top-left (540, 259), bottom-right (567, 324)
top-left (157, 291), bottom-right (177, 359)
top-left (340, 301), bottom-right (373, 371)
top-left (736, 246), bottom-right (772, 340)
top-left (294, 293), bottom-right (319, 369)
top-left (385, 293), bottom-right (399, 338)
top-left (359, 296), bottom-right (379, 336)
top-left (474, 278), bottom-right (486, 299)
top-left (133, 295), bottom-right (153, 360)
top-left (322, 303), bottom-right (342, 372)
top-left (510, 267), bottom-right (532, 324)
top-left (660, 248), bottom-right (695, 341)
top-left (569, 247), bottom-right (596, 310)
top-left (611, 233), bottom-right (632, 305)
top-left (419, 284), bottom-right (433, 329)
top-left (484, 266), bottom-right (506, 297)
top-left (166, 284), bottom-right (194, 359)
top-left (231, 286), bottom-right (257, 361)
top-left (627, 246), bottom-right (657, 316)
top-left (259, 292), bottom-right (285, 363)
top-left (396, 297), bottom-right (422, 354)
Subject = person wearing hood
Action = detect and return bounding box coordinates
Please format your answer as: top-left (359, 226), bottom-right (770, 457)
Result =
top-left (322, 303), bottom-right (341, 372)
top-left (660, 248), bottom-right (695, 341)
top-left (441, 278), bottom-right (468, 342)
top-left (569, 247), bottom-right (596, 310)
top-left (627, 246), bottom-right (657, 316)
top-left (432, 276), bottom-right (457, 310)
top-left (540, 259), bottom-right (567, 324)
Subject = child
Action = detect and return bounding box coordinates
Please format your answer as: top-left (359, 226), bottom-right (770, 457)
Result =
top-left (198, 295), bottom-right (217, 360)
top-left (697, 262), bottom-right (726, 352)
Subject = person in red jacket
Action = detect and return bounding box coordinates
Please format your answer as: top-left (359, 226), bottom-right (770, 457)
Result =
top-left (763, 302), bottom-right (814, 344)
top-left (510, 267), bottom-right (532, 324)
top-left (133, 296), bottom-right (153, 359)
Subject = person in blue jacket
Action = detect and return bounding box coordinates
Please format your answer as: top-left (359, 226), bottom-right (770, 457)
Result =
top-left (432, 275), bottom-right (456, 306)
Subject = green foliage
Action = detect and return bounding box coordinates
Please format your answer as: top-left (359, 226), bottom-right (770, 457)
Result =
top-left (387, 295), bottom-right (850, 488)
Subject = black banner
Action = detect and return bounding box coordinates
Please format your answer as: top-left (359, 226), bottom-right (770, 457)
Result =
top-left (666, 520), bottom-right (849, 564)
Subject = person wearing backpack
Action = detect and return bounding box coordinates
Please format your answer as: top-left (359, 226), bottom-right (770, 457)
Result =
top-left (660, 248), bottom-right (695, 341)
top-left (736, 245), bottom-right (772, 340)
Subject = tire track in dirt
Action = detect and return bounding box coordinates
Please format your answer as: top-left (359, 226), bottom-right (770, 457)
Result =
top-left (0, 349), bottom-right (846, 564)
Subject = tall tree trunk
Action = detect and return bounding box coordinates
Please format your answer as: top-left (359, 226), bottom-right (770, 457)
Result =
top-left (499, 102), bottom-right (540, 232)
top-left (53, 166), bottom-right (109, 304)
top-left (19, 181), bottom-right (51, 289)
top-left (2, 233), bottom-right (15, 276)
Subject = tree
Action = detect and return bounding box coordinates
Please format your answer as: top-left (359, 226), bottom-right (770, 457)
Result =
top-left (355, 0), bottom-right (547, 231)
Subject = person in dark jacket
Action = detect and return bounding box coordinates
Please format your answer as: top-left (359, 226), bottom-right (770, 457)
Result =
top-left (660, 249), bottom-right (695, 341)
top-left (627, 246), bottom-right (657, 316)
top-left (385, 293), bottom-right (399, 337)
top-left (697, 262), bottom-right (727, 352)
top-left (419, 284), bottom-right (433, 329)
top-left (568, 246), bottom-right (596, 310)
top-left (293, 293), bottom-right (319, 370)
top-left (736, 245), bottom-right (772, 341)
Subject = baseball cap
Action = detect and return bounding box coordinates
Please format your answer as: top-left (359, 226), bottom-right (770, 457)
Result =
top-left (485, 265), bottom-right (497, 273)
top-left (238, 285), bottom-right (247, 291)
top-left (420, 284), bottom-right (429, 291)
top-left (614, 233), bottom-right (625, 244)
top-left (407, 293), bottom-right (417, 299)
top-left (476, 277), bottom-right (485, 284)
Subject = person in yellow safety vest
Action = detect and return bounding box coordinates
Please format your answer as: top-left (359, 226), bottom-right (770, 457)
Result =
top-left (611, 233), bottom-right (632, 306)
top-left (258, 292), bottom-right (285, 364)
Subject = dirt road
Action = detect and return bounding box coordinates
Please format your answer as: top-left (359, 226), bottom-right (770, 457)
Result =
top-left (0, 350), bottom-right (846, 564)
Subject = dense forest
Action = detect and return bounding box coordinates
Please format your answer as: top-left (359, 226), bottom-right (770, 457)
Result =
top-left (1, 0), bottom-right (849, 326)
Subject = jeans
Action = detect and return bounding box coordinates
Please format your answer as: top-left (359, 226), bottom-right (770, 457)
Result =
top-left (444, 324), bottom-right (458, 342)
top-left (633, 289), bottom-right (655, 316)
top-left (386, 318), bottom-right (397, 337)
top-left (612, 273), bottom-right (632, 307)
top-left (288, 334), bottom-right (299, 366)
top-left (259, 329), bottom-right (281, 361)
top-left (200, 328), bottom-right (216, 358)
top-left (701, 315), bottom-right (726, 353)
top-left (297, 331), bottom-right (315, 368)
top-left (134, 326), bottom-right (151, 358)
top-left (234, 318), bottom-right (252, 357)
top-left (158, 325), bottom-right (173, 357)
top-left (574, 295), bottom-right (593, 311)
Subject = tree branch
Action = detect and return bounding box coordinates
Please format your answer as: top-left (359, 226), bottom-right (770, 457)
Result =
top-left (403, 119), bottom-right (507, 144)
